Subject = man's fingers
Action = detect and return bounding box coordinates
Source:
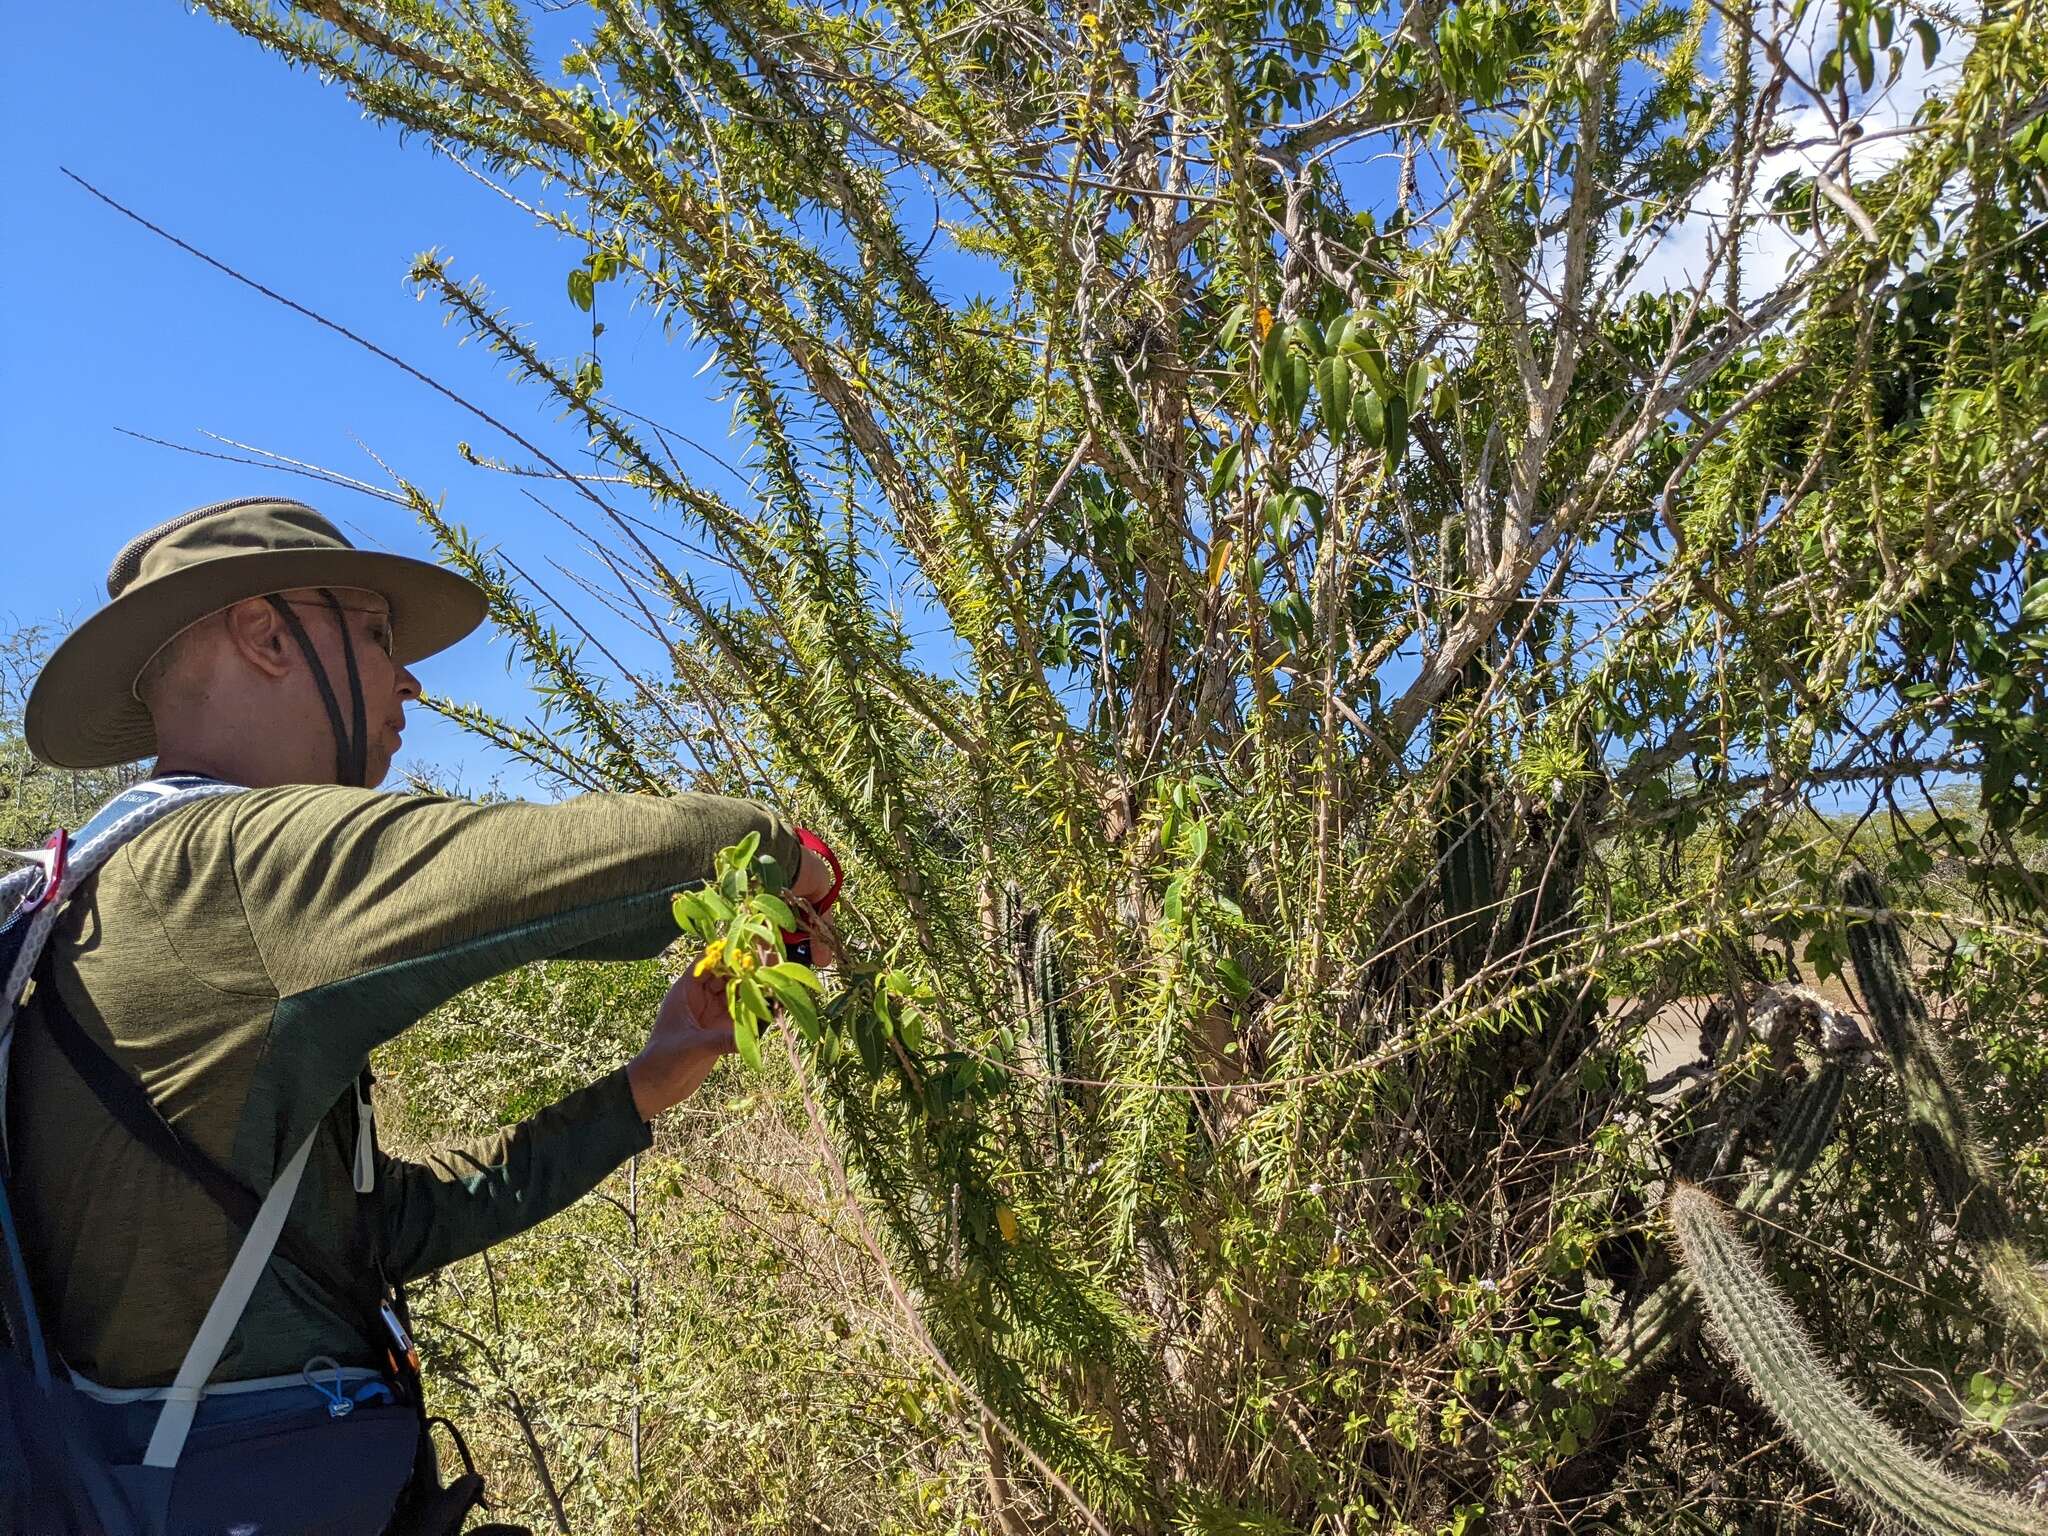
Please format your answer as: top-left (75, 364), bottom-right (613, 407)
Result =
top-left (696, 987), bottom-right (737, 1036)
top-left (660, 971), bottom-right (735, 1038)
top-left (686, 974), bottom-right (734, 1031)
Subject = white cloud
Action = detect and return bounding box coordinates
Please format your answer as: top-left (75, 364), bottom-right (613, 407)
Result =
top-left (1620, 6), bottom-right (1969, 307)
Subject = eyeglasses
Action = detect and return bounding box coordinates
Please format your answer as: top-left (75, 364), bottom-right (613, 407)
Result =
top-left (281, 599), bottom-right (396, 660)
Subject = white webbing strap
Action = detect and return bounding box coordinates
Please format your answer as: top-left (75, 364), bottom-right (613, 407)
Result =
top-left (141, 1124), bottom-right (319, 1469)
top-left (352, 1079), bottom-right (376, 1194)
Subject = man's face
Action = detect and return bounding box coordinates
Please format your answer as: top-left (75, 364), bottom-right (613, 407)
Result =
top-left (278, 585), bottom-right (420, 787)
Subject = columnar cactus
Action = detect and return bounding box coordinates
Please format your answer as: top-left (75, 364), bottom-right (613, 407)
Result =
top-left (1673, 1184), bottom-right (2047, 1536)
top-left (1438, 758), bottom-right (1497, 979)
top-left (1611, 1054), bottom-right (1850, 1384)
top-left (996, 883), bottom-right (1076, 1146)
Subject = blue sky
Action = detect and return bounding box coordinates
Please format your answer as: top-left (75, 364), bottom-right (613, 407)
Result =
top-left (3, 5), bottom-right (1966, 816)
top-left (2, 4), bottom-right (733, 795)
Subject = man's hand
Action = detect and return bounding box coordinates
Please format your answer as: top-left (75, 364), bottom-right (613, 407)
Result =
top-left (788, 841), bottom-right (840, 968)
top-left (792, 842), bottom-right (837, 908)
top-left (627, 970), bottom-right (737, 1120)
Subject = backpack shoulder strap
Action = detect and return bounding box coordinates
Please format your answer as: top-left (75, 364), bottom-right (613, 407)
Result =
top-left (32, 965), bottom-right (369, 1313)
top-left (0, 778), bottom-right (244, 1391)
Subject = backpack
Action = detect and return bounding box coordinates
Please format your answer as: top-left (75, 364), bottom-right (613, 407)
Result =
top-left (0, 778), bottom-right (498, 1535)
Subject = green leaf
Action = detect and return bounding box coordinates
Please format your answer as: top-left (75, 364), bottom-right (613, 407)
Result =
top-left (567, 268), bottom-right (595, 312)
top-left (2021, 576), bottom-right (2048, 623)
top-left (896, 1004), bottom-right (925, 1050)
top-left (1911, 17), bottom-right (1939, 65)
top-left (735, 972), bottom-right (771, 1045)
top-left (1355, 388), bottom-right (1387, 445)
top-left (1218, 300), bottom-right (1249, 353)
top-left (758, 967), bottom-right (819, 1038)
top-left (1354, 344), bottom-right (1391, 398)
top-left (1317, 355), bottom-right (1354, 441)
top-left (1217, 955), bottom-right (1252, 1001)
top-left (732, 1005), bottom-right (763, 1071)
top-left (728, 831), bottom-right (763, 870)
top-left (756, 892), bottom-right (797, 931)
top-left (1847, 25), bottom-right (1873, 91)
top-left (1209, 440), bottom-right (1243, 502)
top-left (1385, 391), bottom-right (1409, 466)
top-left (1280, 348), bottom-right (1312, 428)
top-left (760, 961), bottom-right (822, 992)
top-left (855, 1010), bottom-right (886, 1076)
top-left (1259, 320), bottom-right (1288, 402)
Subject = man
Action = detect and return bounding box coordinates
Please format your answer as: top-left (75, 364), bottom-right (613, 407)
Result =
top-left (7, 497), bottom-right (835, 1531)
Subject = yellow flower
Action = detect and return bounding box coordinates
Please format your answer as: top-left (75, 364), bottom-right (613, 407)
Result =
top-left (996, 1205), bottom-right (1020, 1243)
top-left (1253, 305), bottom-right (1274, 341)
top-left (729, 947), bottom-right (758, 977)
top-left (693, 939), bottom-right (725, 977)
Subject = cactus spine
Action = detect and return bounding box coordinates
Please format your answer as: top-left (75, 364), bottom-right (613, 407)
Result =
top-left (1845, 870), bottom-right (2048, 1355)
top-left (1673, 1184), bottom-right (2048, 1536)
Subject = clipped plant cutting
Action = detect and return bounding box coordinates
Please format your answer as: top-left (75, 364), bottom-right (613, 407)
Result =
top-left (670, 831), bottom-right (827, 1071)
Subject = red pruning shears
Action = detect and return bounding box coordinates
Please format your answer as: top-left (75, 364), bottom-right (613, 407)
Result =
top-left (783, 827), bottom-right (842, 965)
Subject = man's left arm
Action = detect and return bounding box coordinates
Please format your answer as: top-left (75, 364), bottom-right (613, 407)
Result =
top-left (372, 968), bottom-right (737, 1279)
top-left (373, 1066), bottom-right (649, 1280)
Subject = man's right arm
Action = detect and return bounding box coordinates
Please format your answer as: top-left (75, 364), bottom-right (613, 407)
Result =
top-left (228, 785), bottom-right (801, 1093)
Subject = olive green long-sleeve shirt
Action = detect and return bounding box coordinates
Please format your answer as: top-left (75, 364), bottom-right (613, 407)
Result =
top-left (11, 784), bottom-right (796, 1388)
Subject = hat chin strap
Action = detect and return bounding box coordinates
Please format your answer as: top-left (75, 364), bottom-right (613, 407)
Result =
top-left (265, 591), bottom-right (369, 789)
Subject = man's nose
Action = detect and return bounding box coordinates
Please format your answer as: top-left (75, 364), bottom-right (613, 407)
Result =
top-left (396, 664), bottom-right (422, 701)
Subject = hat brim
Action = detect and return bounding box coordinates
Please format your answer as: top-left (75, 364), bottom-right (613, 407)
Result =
top-left (25, 548), bottom-right (488, 770)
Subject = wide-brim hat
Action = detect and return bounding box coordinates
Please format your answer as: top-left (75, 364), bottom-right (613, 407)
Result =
top-left (26, 496), bottom-right (488, 770)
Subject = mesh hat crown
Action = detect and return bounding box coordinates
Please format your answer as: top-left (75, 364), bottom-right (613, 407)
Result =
top-left (25, 498), bottom-right (487, 770)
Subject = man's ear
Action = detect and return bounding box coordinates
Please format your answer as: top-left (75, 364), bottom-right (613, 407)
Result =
top-left (222, 597), bottom-right (296, 681)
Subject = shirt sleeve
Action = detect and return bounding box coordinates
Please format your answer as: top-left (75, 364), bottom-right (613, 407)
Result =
top-left (230, 785), bottom-right (798, 1114)
top-left (373, 1066), bottom-right (653, 1280)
